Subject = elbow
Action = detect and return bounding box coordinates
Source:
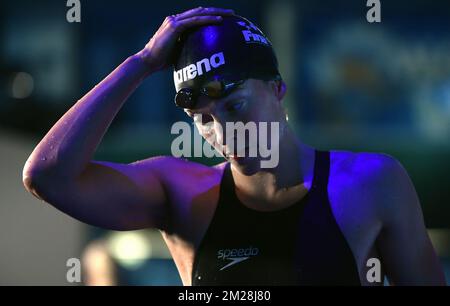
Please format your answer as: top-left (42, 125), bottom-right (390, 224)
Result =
top-left (22, 162), bottom-right (52, 201)
top-left (22, 168), bottom-right (44, 201)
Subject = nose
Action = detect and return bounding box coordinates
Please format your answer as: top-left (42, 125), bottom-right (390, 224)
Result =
top-left (214, 116), bottom-right (244, 154)
top-left (214, 118), bottom-right (227, 147)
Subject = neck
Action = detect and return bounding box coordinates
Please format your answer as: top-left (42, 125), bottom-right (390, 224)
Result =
top-left (230, 127), bottom-right (315, 204)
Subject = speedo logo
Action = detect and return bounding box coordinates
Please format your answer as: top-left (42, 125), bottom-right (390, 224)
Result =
top-left (174, 51), bottom-right (225, 84)
top-left (217, 246), bottom-right (259, 271)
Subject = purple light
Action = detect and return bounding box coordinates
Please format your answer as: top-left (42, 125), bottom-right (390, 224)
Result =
top-left (201, 26), bottom-right (220, 50)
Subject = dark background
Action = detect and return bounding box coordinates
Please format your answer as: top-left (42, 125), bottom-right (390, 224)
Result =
top-left (0, 0), bottom-right (448, 285)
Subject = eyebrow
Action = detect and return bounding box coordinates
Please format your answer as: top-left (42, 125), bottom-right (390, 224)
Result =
top-left (184, 85), bottom-right (249, 115)
top-left (217, 86), bottom-right (250, 107)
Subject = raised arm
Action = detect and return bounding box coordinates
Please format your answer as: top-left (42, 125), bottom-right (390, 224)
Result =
top-left (22, 7), bottom-right (234, 231)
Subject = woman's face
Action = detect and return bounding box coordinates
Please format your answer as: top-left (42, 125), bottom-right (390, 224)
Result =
top-left (184, 78), bottom-right (286, 173)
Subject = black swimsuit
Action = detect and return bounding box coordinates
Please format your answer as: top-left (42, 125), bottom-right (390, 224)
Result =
top-left (192, 150), bottom-right (361, 285)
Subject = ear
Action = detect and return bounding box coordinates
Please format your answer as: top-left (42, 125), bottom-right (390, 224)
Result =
top-left (268, 79), bottom-right (287, 102)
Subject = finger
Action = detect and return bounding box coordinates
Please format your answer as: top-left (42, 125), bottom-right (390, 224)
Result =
top-left (175, 7), bottom-right (234, 20)
top-left (174, 15), bottom-right (224, 33)
top-left (173, 6), bottom-right (205, 19)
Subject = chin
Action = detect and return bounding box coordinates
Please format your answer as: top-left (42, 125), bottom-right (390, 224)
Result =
top-left (230, 156), bottom-right (261, 176)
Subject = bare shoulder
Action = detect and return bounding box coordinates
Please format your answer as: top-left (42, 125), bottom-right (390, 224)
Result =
top-left (130, 156), bottom-right (227, 208)
top-left (329, 150), bottom-right (417, 218)
top-left (130, 156), bottom-right (227, 240)
top-left (330, 150), bottom-right (407, 185)
top-left (330, 150), bottom-right (401, 175)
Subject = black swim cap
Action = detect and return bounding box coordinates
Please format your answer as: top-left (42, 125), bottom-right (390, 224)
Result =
top-left (172, 15), bottom-right (281, 96)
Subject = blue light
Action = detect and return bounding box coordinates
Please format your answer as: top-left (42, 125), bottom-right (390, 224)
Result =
top-left (202, 26), bottom-right (220, 49)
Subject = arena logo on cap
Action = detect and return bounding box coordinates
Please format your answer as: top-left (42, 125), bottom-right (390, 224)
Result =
top-left (236, 21), bottom-right (269, 46)
top-left (174, 51), bottom-right (225, 85)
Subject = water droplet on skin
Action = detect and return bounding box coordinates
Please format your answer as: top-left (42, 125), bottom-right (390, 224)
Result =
top-left (50, 145), bottom-right (54, 150)
top-left (41, 157), bottom-right (47, 161)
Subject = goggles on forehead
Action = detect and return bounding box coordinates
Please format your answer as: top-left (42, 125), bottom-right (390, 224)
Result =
top-left (174, 79), bottom-right (246, 109)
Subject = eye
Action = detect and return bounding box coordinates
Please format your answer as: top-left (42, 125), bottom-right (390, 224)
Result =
top-left (193, 113), bottom-right (213, 125)
top-left (226, 100), bottom-right (246, 112)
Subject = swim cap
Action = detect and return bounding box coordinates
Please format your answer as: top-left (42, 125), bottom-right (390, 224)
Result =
top-left (172, 15), bottom-right (281, 107)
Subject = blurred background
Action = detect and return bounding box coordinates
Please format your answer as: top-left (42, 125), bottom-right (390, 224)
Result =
top-left (0, 0), bottom-right (449, 285)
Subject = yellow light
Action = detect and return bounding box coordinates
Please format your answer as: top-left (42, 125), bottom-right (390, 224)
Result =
top-left (107, 231), bottom-right (152, 270)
